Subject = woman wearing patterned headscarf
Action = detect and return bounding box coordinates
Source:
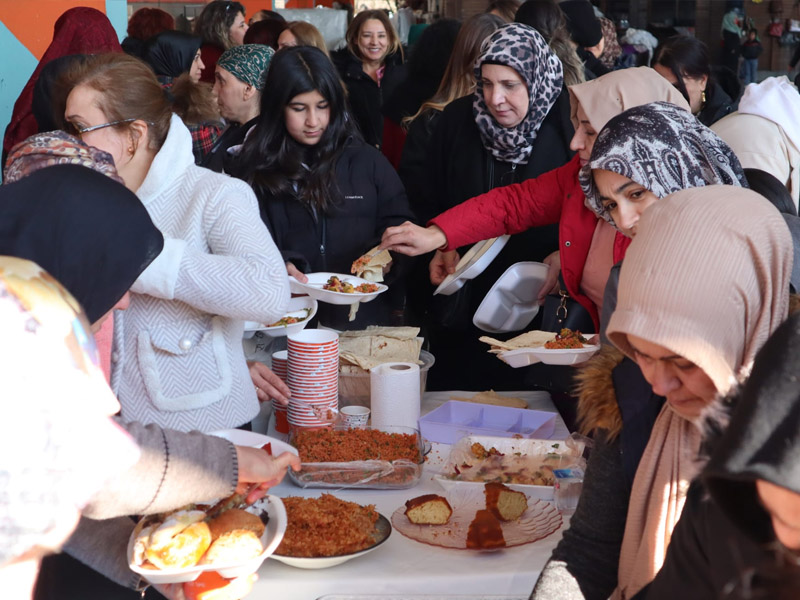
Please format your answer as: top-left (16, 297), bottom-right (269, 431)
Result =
top-left (395, 22), bottom-right (572, 389)
top-left (203, 43), bottom-right (274, 172)
top-left (581, 101), bottom-right (747, 235)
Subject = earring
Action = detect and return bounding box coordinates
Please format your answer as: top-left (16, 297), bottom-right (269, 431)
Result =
top-left (128, 145), bottom-right (135, 156)
top-left (701, 90), bottom-right (707, 106)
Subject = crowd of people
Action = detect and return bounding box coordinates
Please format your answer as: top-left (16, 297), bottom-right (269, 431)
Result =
top-left (3, 1), bottom-right (800, 599)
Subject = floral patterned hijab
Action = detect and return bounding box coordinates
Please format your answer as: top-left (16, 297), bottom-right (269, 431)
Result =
top-left (580, 101), bottom-right (747, 228)
top-left (473, 23), bottom-right (564, 165)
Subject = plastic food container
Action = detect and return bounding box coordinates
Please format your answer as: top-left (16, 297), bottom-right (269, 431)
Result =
top-left (339, 350), bottom-right (435, 409)
top-left (433, 435), bottom-right (585, 501)
top-left (472, 262), bottom-right (550, 333)
top-left (287, 425), bottom-right (425, 489)
top-left (418, 400), bottom-right (556, 444)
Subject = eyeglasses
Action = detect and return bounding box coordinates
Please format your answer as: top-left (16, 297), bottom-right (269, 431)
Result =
top-left (71, 118), bottom-right (138, 135)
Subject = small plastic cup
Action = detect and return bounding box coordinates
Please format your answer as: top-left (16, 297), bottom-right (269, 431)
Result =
top-left (553, 468), bottom-right (584, 515)
top-left (340, 405), bottom-right (370, 428)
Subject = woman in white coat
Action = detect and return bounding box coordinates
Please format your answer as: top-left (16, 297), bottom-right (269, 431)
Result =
top-left (64, 53), bottom-right (290, 432)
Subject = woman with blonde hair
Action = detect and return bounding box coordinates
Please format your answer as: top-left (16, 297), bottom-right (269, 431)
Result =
top-left (399, 13), bottom-right (504, 207)
top-left (63, 53), bottom-right (290, 432)
top-left (278, 21), bottom-right (329, 56)
top-left (332, 9), bottom-right (404, 148)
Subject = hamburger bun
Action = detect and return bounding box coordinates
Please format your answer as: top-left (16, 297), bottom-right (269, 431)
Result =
top-left (207, 508), bottom-right (265, 541)
top-left (199, 530), bottom-right (264, 565)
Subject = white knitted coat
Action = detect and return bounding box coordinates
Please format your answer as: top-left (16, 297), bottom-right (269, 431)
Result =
top-left (111, 114), bottom-right (290, 432)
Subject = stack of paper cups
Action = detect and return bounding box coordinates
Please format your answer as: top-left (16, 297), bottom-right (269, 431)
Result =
top-left (287, 329), bottom-right (339, 429)
top-left (270, 350), bottom-right (289, 434)
top-left (370, 362), bottom-right (421, 429)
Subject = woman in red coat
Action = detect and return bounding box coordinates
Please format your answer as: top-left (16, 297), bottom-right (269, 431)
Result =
top-left (381, 67), bottom-right (689, 331)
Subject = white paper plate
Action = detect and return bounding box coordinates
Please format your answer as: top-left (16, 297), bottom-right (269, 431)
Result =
top-left (473, 262), bottom-right (550, 333)
top-left (209, 429), bottom-right (298, 457)
top-left (243, 296), bottom-right (318, 339)
top-left (271, 513), bottom-right (391, 569)
top-left (127, 495), bottom-right (287, 584)
top-left (434, 236), bottom-right (510, 296)
top-left (500, 344), bottom-right (600, 367)
top-left (290, 272), bottom-right (388, 305)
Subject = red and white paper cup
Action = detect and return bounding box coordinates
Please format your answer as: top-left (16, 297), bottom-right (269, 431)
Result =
top-left (287, 329), bottom-right (339, 429)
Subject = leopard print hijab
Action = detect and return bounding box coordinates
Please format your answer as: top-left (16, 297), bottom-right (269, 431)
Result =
top-left (473, 23), bottom-right (564, 165)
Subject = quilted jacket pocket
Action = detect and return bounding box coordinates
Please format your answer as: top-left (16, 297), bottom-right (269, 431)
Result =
top-left (137, 316), bottom-right (232, 412)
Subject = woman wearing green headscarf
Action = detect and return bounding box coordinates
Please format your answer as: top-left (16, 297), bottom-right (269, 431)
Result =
top-left (203, 43), bottom-right (274, 173)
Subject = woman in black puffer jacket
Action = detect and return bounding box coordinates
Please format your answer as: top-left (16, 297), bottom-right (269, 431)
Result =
top-left (235, 46), bottom-right (415, 330)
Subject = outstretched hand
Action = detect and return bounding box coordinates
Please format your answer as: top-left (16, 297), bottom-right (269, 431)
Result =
top-left (381, 221), bottom-right (447, 256)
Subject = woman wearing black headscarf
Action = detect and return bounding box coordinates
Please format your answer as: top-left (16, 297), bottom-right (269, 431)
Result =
top-left (0, 164), bottom-right (163, 324)
top-left (143, 31), bottom-right (223, 164)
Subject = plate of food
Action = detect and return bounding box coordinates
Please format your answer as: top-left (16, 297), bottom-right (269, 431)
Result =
top-left (243, 296), bottom-right (318, 339)
top-left (433, 435), bottom-right (584, 501)
top-left (392, 484), bottom-right (561, 550)
top-left (287, 425), bottom-right (425, 489)
top-left (481, 329), bottom-right (599, 367)
top-left (434, 235), bottom-right (510, 296)
top-left (290, 272), bottom-right (388, 306)
top-left (127, 494), bottom-right (287, 584)
top-left (272, 494), bottom-right (391, 569)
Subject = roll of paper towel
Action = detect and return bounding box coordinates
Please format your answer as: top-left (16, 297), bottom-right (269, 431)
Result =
top-left (370, 362), bottom-right (421, 429)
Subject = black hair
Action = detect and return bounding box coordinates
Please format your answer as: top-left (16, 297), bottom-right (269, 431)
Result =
top-left (237, 46), bottom-right (357, 212)
top-left (653, 35), bottom-right (713, 106)
top-left (744, 168), bottom-right (798, 217)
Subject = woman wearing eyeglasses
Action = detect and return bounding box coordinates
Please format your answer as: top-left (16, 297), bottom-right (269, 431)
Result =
top-left (193, 0), bottom-right (249, 84)
top-left (407, 23), bottom-right (573, 391)
top-left (63, 53), bottom-right (290, 433)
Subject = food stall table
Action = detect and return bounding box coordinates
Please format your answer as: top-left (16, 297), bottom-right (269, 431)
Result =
top-left (251, 391), bottom-right (570, 600)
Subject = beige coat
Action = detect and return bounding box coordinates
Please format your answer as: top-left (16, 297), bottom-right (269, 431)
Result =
top-left (712, 111), bottom-right (800, 211)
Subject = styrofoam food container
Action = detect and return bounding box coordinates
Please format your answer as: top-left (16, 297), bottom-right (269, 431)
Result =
top-left (433, 435), bottom-right (581, 501)
top-left (289, 272), bottom-right (387, 305)
top-left (243, 296), bottom-right (318, 339)
top-left (473, 262), bottom-right (550, 333)
top-left (127, 495), bottom-right (286, 584)
top-left (434, 236), bottom-right (510, 296)
top-left (418, 400), bottom-right (556, 445)
top-left (500, 343), bottom-right (600, 367)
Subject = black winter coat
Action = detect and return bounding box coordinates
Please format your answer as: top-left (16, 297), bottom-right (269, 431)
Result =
top-left (333, 49), bottom-right (405, 149)
top-left (254, 140), bottom-right (415, 330)
top-left (417, 91), bottom-right (574, 390)
top-left (697, 81), bottom-right (736, 127)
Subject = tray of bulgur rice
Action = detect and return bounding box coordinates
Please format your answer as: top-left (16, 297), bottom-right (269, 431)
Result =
top-left (272, 494), bottom-right (391, 569)
top-left (287, 426), bottom-right (425, 489)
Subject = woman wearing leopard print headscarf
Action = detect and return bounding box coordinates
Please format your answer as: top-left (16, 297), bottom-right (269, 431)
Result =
top-left (411, 22), bottom-right (574, 391)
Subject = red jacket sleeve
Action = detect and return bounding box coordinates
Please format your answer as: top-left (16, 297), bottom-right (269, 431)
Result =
top-left (430, 154), bottom-right (582, 250)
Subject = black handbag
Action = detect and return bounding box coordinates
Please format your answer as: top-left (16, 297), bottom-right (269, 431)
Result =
top-left (540, 277), bottom-right (595, 334)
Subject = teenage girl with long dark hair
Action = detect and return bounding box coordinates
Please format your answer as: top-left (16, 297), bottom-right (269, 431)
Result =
top-left (236, 46), bottom-right (414, 330)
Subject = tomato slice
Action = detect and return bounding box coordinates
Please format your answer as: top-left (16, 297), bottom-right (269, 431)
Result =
top-left (184, 571), bottom-right (229, 600)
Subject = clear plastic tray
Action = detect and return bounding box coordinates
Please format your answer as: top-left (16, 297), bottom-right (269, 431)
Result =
top-left (418, 400), bottom-right (556, 444)
top-left (287, 425), bottom-right (425, 489)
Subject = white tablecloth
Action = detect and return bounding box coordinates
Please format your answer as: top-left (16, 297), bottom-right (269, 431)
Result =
top-left (251, 391), bottom-right (569, 600)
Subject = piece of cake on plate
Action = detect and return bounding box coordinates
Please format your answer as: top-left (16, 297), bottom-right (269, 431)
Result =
top-left (404, 494), bottom-right (453, 525)
top-left (484, 482), bottom-right (528, 521)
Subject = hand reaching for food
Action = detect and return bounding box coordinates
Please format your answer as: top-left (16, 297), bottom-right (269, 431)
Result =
top-left (429, 249), bottom-right (459, 285)
top-left (235, 446), bottom-right (300, 503)
top-left (248, 361), bottom-right (290, 405)
top-left (380, 221), bottom-right (447, 256)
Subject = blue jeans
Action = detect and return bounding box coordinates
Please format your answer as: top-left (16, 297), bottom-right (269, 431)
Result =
top-left (742, 58), bottom-right (758, 84)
